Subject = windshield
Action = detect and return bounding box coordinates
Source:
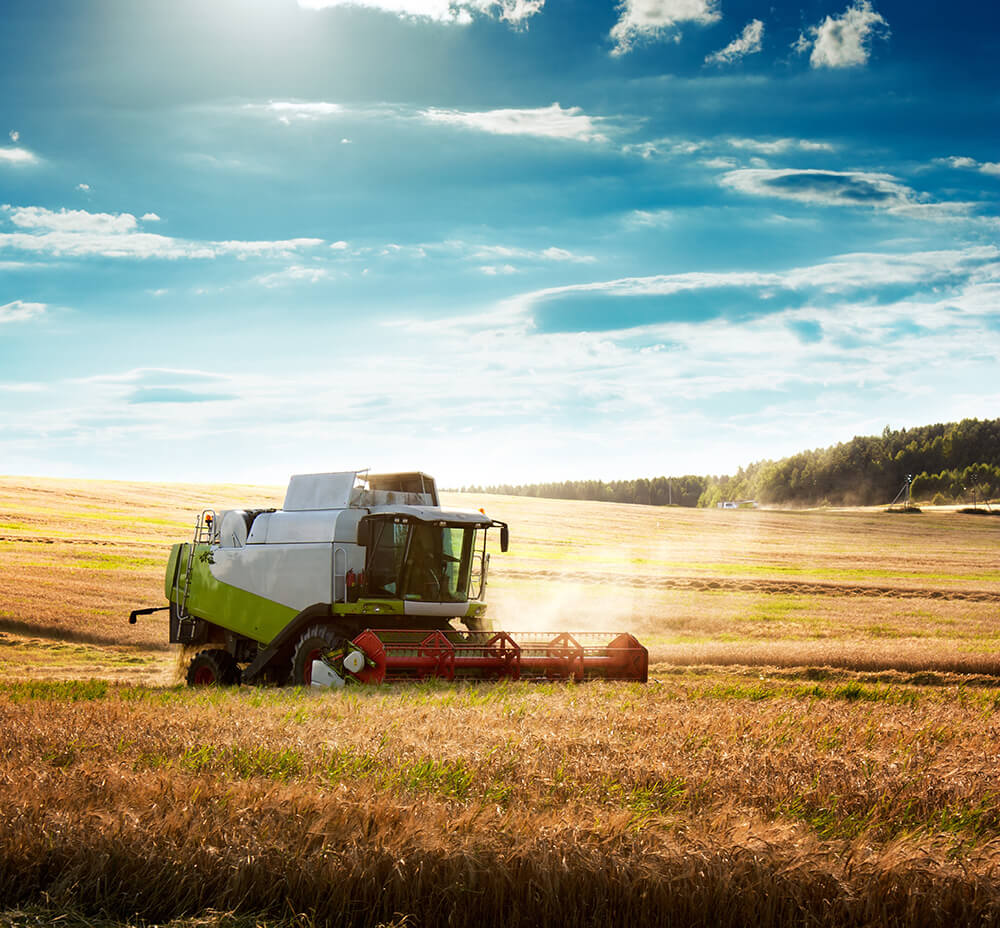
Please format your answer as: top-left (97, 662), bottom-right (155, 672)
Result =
top-left (364, 518), bottom-right (476, 602)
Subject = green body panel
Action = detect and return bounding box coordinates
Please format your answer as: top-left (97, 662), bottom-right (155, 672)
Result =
top-left (464, 602), bottom-right (488, 620)
top-left (170, 544), bottom-right (298, 645)
top-left (332, 600), bottom-right (404, 617)
top-left (164, 544), bottom-right (182, 600)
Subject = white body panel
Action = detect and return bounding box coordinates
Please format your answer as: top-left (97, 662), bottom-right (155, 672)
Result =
top-left (254, 510), bottom-right (339, 544)
top-left (246, 509), bottom-right (367, 546)
top-left (203, 471), bottom-right (492, 612)
top-left (310, 660), bottom-right (345, 688)
top-left (284, 472), bottom-right (359, 511)
top-left (218, 510), bottom-right (250, 548)
top-left (367, 504), bottom-right (489, 525)
top-left (403, 601), bottom-right (460, 616)
top-left (211, 543), bottom-right (364, 611)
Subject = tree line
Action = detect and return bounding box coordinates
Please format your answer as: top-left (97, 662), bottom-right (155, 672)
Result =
top-left (461, 418), bottom-right (1000, 508)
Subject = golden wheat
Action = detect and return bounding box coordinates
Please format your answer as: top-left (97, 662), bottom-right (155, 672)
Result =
top-left (3, 477), bottom-right (1000, 925)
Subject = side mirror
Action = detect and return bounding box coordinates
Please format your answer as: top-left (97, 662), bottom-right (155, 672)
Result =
top-left (357, 519), bottom-right (372, 549)
top-left (500, 524), bottom-right (509, 553)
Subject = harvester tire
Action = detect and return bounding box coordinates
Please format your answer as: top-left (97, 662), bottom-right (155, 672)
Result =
top-left (291, 624), bottom-right (345, 687)
top-left (186, 649), bottom-right (241, 687)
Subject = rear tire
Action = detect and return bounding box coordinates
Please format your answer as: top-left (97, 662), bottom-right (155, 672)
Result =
top-left (186, 649), bottom-right (240, 686)
top-left (291, 624), bottom-right (346, 686)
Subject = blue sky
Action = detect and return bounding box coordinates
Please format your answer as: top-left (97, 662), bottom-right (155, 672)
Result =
top-left (1, 0), bottom-right (998, 487)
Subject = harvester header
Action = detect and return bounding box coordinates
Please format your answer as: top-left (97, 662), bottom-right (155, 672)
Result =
top-left (130, 470), bottom-right (648, 687)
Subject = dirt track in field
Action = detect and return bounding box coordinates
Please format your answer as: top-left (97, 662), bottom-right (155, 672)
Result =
top-left (504, 568), bottom-right (1000, 602)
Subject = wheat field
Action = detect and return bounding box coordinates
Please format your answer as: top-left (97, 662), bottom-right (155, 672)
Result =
top-left (2, 476), bottom-right (1000, 926)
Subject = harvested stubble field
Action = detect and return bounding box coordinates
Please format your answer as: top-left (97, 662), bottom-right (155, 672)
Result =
top-left (2, 475), bottom-right (1000, 927)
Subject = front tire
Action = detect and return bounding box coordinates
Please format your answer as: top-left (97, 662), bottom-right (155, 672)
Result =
top-left (291, 624), bottom-right (346, 686)
top-left (186, 649), bottom-right (240, 686)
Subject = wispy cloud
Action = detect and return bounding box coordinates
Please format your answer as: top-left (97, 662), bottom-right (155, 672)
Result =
top-left (705, 19), bottom-right (764, 65)
top-left (245, 99), bottom-right (612, 143)
top-left (420, 103), bottom-right (609, 142)
top-left (408, 245), bottom-right (999, 335)
top-left (625, 208), bottom-right (673, 227)
top-left (317, 237), bottom-right (596, 272)
top-left (0, 300), bottom-right (46, 324)
top-left (935, 155), bottom-right (1000, 177)
top-left (78, 367), bottom-right (232, 387)
top-left (480, 263), bottom-right (518, 275)
top-left (0, 206), bottom-right (324, 260)
top-left (622, 137), bottom-right (705, 159)
top-left (719, 168), bottom-right (971, 217)
top-left (296, 0), bottom-right (543, 26)
top-left (253, 264), bottom-right (333, 287)
top-left (248, 101), bottom-right (345, 125)
top-left (727, 137), bottom-right (834, 154)
top-left (0, 147), bottom-right (38, 165)
top-left (610, 0), bottom-right (720, 56)
top-left (623, 134), bottom-right (833, 162)
top-left (795, 1), bottom-right (889, 69)
top-left (459, 242), bottom-right (595, 263)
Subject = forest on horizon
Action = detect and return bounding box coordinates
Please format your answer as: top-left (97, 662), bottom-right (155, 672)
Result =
top-left (461, 418), bottom-right (1000, 508)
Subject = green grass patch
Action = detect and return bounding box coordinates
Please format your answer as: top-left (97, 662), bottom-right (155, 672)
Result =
top-left (0, 679), bottom-right (109, 701)
top-left (180, 744), bottom-right (305, 780)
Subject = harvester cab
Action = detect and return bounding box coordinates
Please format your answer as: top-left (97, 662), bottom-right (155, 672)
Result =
top-left (130, 470), bottom-right (648, 687)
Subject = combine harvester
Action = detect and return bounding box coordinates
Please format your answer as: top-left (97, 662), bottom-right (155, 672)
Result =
top-left (131, 471), bottom-right (648, 688)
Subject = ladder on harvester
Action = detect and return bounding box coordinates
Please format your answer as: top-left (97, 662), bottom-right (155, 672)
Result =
top-left (176, 510), bottom-right (217, 631)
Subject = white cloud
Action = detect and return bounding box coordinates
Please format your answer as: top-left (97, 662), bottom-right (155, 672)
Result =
top-left (321, 236), bottom-right (594, 268)
top-left (701, 156), bottom-right (739, 169)
top-left (76, 183), bottom-right (90, 192)
top-left (296, 0), bottom-right (543, 25)
top-left (796, 1), bottom-right (889, 69)
top-left (542, 246), bottom-right (580, 261)
top-left (0, 205), bottom-right (324, 260)
top-left (0, 300), bottom-right (46, 323)
top-left (610, 0), bottom-right (720, 56)
top-left (462, 242), bottom-right (594, 263)
top-left (245, 99), bottom-right (612, 143)
top-left (622, 137), bottom-right (705, 159)
top-left (253, 264), bottom-right (332, 287)
top-left (414, 245), bottom-right (1000, 337)
top-left (141, 212), bottom-right (161, 221)
top-left (9, 206), bottom-right (139, 235)
top-left (252, 101), bottom-right (344, 122)
top-left (625, 208), bottom-right (673, 227)
top-left (719, 168), bottom-right (972, 218)
top-left (420, 103), bottom-right (608, 142)
top-left (0, 147), bottom-right (37, 165)
top-left (9, 131), bottom-right (19, 142)
top-left (727, 137), bottom-right (834, 154)
top-left (705, 19), bottom-right (764, 65)
top-left (480, 264), bottom-right (518, 275)
top-left (936, 155), bottom-right (1000, 177)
